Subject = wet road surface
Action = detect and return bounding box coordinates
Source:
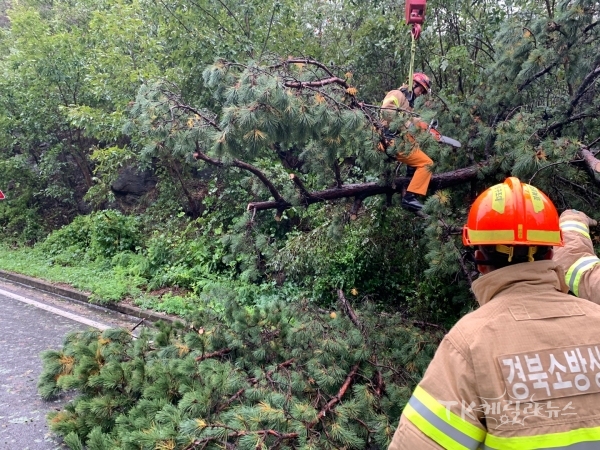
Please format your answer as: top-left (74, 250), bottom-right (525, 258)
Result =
top-left (0, 279), bottom-right (143, 450)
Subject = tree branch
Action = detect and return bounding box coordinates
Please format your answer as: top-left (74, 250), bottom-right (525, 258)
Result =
top-left (195, 348), bottom-right (232, 362)
top-left (567, 64), bottom-right (600, 116)
top-left (247, 163), bottom-right (482, 212)
top-left (518, 61), bottom-right (558, 91)
top-left (289, 173), bottom-right (312, 203)
top-left (583, 21), bottom-right (600, 34)
top-left (578, 146), bottom-right (600, 174)
top-left (337, 290), bottom-right (362, 331)
top-left (350, 197), bottom-right (363, 220)
top-left (309, 363), bottom-right (360, 427)
top-left (172, 104), bottom-right (222, 131)
top-left (194, 145), bottom-right (285, 203)
top-left (544, 112), bottom-right (596, 135)
top-left (272, 57), bottom-right (339, 79)
top-left (284, 76), bottom-right (350, 89)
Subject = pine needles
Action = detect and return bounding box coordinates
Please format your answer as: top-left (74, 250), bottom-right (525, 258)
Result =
top-left (39, 298), bottom-right (442, 449)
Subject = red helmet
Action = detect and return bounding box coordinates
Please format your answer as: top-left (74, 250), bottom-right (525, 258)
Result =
top-left (413, 72), bottom-right (431, 92)
top-left (463, 177), bottom-right (563, 249)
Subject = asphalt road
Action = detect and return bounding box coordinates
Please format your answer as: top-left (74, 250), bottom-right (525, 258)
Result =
top-left (0, 279), bottom-right (143, 450)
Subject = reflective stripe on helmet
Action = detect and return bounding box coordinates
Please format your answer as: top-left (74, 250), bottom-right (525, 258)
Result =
top-left (403, 386), bottom-right (485, 449)
top-left (483, 426), bottom-right (600, 449)
top-left (464, 229), bottom-right (514, 244)
top-left (526, 230), bottom-right (562, 244)
top-left (464, 229), bottom-right (561, 246)
top-left (566, 256), bottom-right (600, 296)
top-left (560, 220), bottom-right (591, 239)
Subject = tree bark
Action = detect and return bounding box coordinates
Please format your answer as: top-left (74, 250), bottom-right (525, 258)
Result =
top-left (247, 164), bottom-right (481, 212)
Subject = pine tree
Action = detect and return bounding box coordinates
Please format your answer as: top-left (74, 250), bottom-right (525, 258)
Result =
top-left (39, 297), bottom-right (443, 449)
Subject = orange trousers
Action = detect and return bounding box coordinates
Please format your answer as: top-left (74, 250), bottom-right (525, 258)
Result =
top-left (395, 147), bottom-right (433, 195)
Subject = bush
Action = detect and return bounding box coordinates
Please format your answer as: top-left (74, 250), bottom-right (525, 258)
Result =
top-left (37, 210), bottom-right (142, 262)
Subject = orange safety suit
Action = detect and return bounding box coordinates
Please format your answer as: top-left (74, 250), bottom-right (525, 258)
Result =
top-left (380, 87), bottom-right (433, 196)
top-left (552, 210), bottom-right (600, 303)
top-left (389, 260), bottom-right (600, 449)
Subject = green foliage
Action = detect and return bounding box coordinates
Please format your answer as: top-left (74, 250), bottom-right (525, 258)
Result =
top-left (38, 210), bottom-right (141, 261)
top-left (0, 0), bottom-right (596, 446)
top-left (0, 0), bottom-right (598, 298)
top-left (39, 299), bottom-right (443, 449)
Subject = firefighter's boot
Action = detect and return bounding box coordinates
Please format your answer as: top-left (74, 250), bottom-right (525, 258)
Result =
top-left (401, 192), bottom-right (424, 212)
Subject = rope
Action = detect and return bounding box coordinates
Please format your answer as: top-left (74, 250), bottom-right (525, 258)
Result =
top-left (408, 27), bottom-right (417, 92)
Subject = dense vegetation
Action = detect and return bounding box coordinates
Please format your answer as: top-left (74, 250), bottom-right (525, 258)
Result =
top-left (0, 0), bottom-right (599, 448)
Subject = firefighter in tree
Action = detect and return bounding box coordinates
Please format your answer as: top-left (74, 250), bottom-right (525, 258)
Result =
top-left (380, 72), bottom-right (433, 212)
top-left (390, 177), bottom-right (600, 449)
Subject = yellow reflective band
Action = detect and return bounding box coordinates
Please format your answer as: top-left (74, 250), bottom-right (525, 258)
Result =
top-left (524, 185), bottom-right (545, 213)
top-left (467, 229), bottom-right (514, 243)
top-left (560, 220), bottom-right (591, 239)
top-left (383, 95), bottom-right (400, 107)
top-left (491, 184), bottom-right (506, 214)
top-left (484, 425), bottom-right (600, 449)
top-left (526, 230), bottom-right (562, 244)
top-left (412, 386), bottom-right (486, 443)
top-left (404, 404), bottom-right (469, 449)
top-left (566, 256), bottom-right (600, 297)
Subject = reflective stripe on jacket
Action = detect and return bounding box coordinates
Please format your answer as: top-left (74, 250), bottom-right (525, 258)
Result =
top-left (402, 385), bottom-right (485, 449)
top-left (553, 210), bottom-right (600, 304)
top-left (389, 261), bottom-right (600, 450)
top-left (483, 426), bottom-right (600, 449)
top-left (565, 255), bottom-right (600, 297)
top-left (381, 88), bottom-right (412, 129)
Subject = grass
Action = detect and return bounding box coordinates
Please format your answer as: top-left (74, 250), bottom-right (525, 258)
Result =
top-left (0, 244), bottom-right (167, 307)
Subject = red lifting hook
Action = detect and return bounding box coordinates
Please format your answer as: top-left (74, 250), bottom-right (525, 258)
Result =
top-left (405, 0), bottom-right (426, 40)
top-left (411, 24), bottom-right (422, 40)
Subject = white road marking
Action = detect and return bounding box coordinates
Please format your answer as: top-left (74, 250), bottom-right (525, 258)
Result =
top-left (0, 288), bottom-right (110, 330)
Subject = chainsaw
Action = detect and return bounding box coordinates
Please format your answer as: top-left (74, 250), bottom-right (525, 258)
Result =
top-left (416, 119), bottom-right (461, 148)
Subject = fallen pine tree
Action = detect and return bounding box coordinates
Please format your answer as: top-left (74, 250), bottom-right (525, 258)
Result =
top-left (38, 293), bottom-right (443, 450)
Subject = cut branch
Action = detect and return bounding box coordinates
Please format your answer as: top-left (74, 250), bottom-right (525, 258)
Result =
top-left (350, 197), bottom-right (363, 220)
top-left (578, 146), bottom-right (600, 174)
top-left (337, 290), bottom-right (363, 331)
top-left (185, 429), bottom-right (299, 450)
top-left (195, 348), bottom-right (232, 362)
top-left (309, 363), bottom-right (360, 427)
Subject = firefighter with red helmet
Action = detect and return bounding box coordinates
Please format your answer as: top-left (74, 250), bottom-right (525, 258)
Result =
top-left (389, 177), bottom-right (600, 449)
top-left (380, 72), bottom-right (433, 212)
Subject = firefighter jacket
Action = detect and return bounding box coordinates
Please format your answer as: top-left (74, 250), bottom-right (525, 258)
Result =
top-left (380, 86), bottom-right (414, 129)
top-left (389, 260), bottom-right (600, 450)
top-left (552, 210), bottom-right (600, 304)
